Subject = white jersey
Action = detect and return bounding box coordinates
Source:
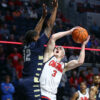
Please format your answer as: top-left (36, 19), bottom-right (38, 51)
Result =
top-left (40, 56), bottom-right (65, 95)
top-left (77, 88), bottom-right (89, 100)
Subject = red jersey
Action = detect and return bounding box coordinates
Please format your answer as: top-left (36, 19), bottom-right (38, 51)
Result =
top-left (8, 53), bottom-right (22, 68)
top-left (69, 77), bottom-right (79, 88)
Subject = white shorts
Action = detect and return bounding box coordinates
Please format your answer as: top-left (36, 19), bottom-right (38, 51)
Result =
top-left (41, 88), bottom-right (56, 100)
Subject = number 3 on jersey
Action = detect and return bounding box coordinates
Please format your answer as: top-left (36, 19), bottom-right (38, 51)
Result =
top-left (52, 70), bottom-right (57, 77)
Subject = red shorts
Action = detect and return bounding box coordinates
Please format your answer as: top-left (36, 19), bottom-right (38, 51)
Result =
top-left (41, 96), bottom-right (51, 100)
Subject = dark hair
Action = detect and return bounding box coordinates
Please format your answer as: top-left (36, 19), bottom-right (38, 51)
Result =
top-left (80, 81), bottom-right (87, 85)
top-left (24, 30), bottom-right (38, 44)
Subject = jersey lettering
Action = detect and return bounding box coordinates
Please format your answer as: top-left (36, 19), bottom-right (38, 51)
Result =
top-left (49, 60), bottom-right (63, 73)
top-left (80, 97), bottom-right (88, 100)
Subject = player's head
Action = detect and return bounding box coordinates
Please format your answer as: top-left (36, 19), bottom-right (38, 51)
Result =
top-left (24, 30), bottom-right (39, 44)
top-left (80, 81), bottom-right (87, 91)
top-left (5, 75), bottom-right (11, 83)
top-left (53, 46), bottom-right (65, 59)
top-left (13, 47), bottom-right (18, 53)
top-left (93, 74), bottom-right (100, 85)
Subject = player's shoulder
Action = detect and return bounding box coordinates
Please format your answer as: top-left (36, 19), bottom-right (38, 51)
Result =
top-left (86, 88), bottom-right (89, 91)
top-left (90, 85), bottom-right (98, 92)
top-left (44, 56), bottom-right (55, 64)
top-left (24, 42), bottom-right (36, 49)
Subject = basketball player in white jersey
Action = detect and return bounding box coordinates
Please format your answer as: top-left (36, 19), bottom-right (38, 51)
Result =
top-left (40, 27), bottom-right (90, 100)
top-left (71, 81), bottom-right (89, 100)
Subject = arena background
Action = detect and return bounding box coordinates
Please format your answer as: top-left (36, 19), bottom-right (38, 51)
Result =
top-left (0, 0), bottom-right (100, 100)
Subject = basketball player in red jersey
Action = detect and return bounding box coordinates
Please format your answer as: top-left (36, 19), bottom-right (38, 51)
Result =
top-left (40, 27), bottom-right (90, 100)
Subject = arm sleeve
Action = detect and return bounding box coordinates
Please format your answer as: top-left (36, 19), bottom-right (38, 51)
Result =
top-left (1, 83), bottom-right (9, 94)
top-left (8, 84), bottom-right (15, 94)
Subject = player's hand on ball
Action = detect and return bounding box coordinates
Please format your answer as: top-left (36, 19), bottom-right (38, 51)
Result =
top-left (42, 4), bottom-right (47, 18)
top-left (70, 26), bottom-right (81, 33)
top-left (83, 35), bottom-right (90, 45)
top-left (52, 0), bottom-right (58, 8)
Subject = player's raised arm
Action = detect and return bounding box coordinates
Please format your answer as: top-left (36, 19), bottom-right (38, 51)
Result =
top-left (44, 0), bottom-right (58, 38)
top-left (43, 27), bottom-right (76, 62)
top-left (63, 36), bottom-right (90, 73)
top-left (34, 4), bottom-right (47, 35)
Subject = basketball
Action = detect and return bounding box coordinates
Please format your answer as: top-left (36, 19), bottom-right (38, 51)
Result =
top-left (72, 27), bottom-right (88, 43)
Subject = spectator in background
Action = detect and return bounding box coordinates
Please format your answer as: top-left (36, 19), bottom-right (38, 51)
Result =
top-left (69, 50), bottom-right (79, 61)
top-left (2, 24), bottom-right (10, 40)
top-left (10, 25), bottom-right (18, 36)
top-left (0, 75), bottom-right (15, 100)
top-left (0, 24), bottom-right (9, 40)
top-left (69, 0), bottom-right (76, 8)
top-left (87, 38), bottom-right (92, 48)
top-left (8, 0), bottom-right (15, 12)
top-left (0, 10), bottom-right (5, 21)
top-left (0, 45), bottom-right (6, 67)
top-left (91, 22), bottom-right (100, 37)
top-left (19, 6), bottom-right (25, 16)
top-left (21, 9), bottom-right (29, 19)
top-left (28, 0), bottom-right (34, 8)
top-left (69, 70), bottom-right (79, 96)
top-left (8, 47), bottom-right (22, 69)
top-left (86, 67), bottom-right (94, 86)
top-left (0, 45), bottom-right (7, 81)
top-left (28, 7), bottom-right (38, 19)
top-left (16, 59), bottom-right (23, 79)
top-left (12, 9), bottom-right (21, 18)
top-left (14, 0), bottom-right (22, 7)
top-left (5, 10), bottom-right (13, 22)
top-left (89, 74), bottom-right (100, 100)
top-left (57, 73), bottom-right (67, 100)
top-left (8, 34), bottom-right (16, 41)
top-left (1, 0), bottom-right (8, 9)
top-left (78, 70), bottom-right (87, 84)
top-left (91, 22), bottom-right (99, 33)
top-left (3, 24), bottom-right (10, 35)
top-left (8, 0), bottom-right (15, 7)
top-left (0, 25), bottom-right (4, 40)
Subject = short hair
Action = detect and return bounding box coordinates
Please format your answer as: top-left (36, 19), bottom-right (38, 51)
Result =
top-left (24, 30), bottom-right (38, 44)
top-left (80, 81), bottom-right (87, 85)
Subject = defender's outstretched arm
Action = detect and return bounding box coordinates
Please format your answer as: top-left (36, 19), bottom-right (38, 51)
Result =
top-left (44, 0), bottom-right (58, 38)
top-left (34, 4), bottom-right (47, 35)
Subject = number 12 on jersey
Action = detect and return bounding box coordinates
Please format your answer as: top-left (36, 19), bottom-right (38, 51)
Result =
top-left (23, 49), bottom-right (31, 62)
top-left (52, 70), bottom-right (57, 77)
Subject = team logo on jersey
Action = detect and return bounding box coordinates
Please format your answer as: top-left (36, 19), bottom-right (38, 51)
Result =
top-left (49, 60), bottom-right (63, 73)
top-left (80, 97), bottom-right (88, 100)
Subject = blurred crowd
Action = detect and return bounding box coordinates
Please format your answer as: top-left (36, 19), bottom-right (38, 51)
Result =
top-left (57, 67), bottom-right (100, 100)
top-left (0, 0), bottom-right (100, 100)
top-left (69, 0), bottom-right (100, 13)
